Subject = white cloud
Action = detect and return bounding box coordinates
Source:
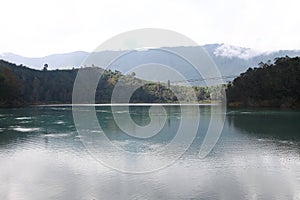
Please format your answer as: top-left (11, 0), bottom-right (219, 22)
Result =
top-left (0, 0), bottom-right (300, 56)
top-left (213, 44), bottom-right (265, 59)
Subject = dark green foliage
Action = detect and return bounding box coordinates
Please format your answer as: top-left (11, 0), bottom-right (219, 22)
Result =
top-left (0, 60), bottom-right (78, 105)
top-left (226, 56), bottom-right (300, 108)
top-left (0, 66), bottom-right (23, 107)
top-left (0, 60), bottom-right (212, 107)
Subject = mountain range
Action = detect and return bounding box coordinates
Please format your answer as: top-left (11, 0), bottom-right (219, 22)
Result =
top-left (1, 44), bottom-right (300, 83)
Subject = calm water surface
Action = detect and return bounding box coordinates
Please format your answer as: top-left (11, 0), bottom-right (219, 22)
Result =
top-left (0, 105), bottom-right (300, 200)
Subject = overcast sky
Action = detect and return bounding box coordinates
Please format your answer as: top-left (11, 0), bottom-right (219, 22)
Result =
top-left (1, 0), bottom-right (300, 57)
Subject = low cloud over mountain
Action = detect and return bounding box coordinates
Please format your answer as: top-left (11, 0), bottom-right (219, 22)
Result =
top-left (1, 44), bottom-right (300, 83)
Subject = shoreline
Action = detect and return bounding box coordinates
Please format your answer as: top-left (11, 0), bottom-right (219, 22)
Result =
top-left (34, 102), bottom-right (221, 107)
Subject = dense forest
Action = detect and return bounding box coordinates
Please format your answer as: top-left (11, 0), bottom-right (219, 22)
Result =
top-left (226, 56), bottom-right (300, 108)
top-left (3, 55), bottom-right (298, 109)
top-left (0, 60), bottom-right (215, 108)
top-left (0, 60), bottom-right (78, 107)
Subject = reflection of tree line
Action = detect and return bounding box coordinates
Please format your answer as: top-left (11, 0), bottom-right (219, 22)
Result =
top-left (97, 106), bottom-right (185, 141)
top-left (227, 111), bottom-right (300, 140)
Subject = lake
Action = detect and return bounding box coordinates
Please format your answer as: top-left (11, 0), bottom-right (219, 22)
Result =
top-left (0, 105), bottom-right (300, 199)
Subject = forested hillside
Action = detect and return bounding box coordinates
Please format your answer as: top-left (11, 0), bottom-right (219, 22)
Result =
top-left (226, 56), bottom-right (300, 108)
top-left (0, 65), bottom-right (23, 107)
top-left (0, 60), bottom-right (213, 107)
top-left (3, 55), bottom-right (298, 109)
top-left (0, 60), bottom-right (78, 107)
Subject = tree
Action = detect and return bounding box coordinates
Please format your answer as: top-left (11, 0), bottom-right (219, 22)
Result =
top-left (130, 72), bottom-right (136, 77)
top-left (43, 64), bottom-right (48, 71)
top-left (226, 56), bottom-right (300, 108)
top-left (0, 67), bottom-right (23, 107)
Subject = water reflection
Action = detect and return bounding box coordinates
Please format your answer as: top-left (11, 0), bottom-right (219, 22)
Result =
top-left (0, 106), bottom-right (299, 199)
top-left (227, 109), bottom-right (300, 140)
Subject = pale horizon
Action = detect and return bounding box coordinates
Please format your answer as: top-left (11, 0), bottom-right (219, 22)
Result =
top-left (0, 0), bottom-right (300, 57)
top-left (1, 42), bottom-right (300, 59)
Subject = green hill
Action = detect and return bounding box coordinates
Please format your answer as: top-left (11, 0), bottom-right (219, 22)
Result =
top-left (0, 60), bottom-right (213, 108)
top-left (226, 56), bottom-right (300, 108)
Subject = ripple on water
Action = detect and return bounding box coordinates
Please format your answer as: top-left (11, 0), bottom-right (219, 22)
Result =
top-left (54, 121), bottom-right (65, 125)
top-left (96, 110), bottom-right (111, 113)
top-left (19, 120), bottom-right (32, 124)
top-left (278, 140), bottom-right (294, 145)
top-left (112, 111), bottom-right (129, 114)
top-left (11, 127), bottom-right (41, 132)
top-left (15, 117), bottom-right (33, 120)
top-left (43, 133), bottom-right (71, 138)
top-left (50, 107), bottom-right (70, 111)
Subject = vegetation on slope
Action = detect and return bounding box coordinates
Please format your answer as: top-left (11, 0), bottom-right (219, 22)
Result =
top-left (0, 60), bottom-right (215, 107)
top-left (3, 55), bottom-right (298, 109)
top-left (226, 56), bottom-right (300, 108)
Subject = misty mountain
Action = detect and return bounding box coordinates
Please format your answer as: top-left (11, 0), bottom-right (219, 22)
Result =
top-left (1, 44), bottom-right (300, 84)
top-left (0, 51), bottom-right (88, 69)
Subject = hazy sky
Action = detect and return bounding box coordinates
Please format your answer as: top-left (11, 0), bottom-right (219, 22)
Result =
top-left (1, 0), bottom-right (300, 56)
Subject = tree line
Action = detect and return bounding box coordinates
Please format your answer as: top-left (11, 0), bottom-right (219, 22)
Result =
top-left (226, 56), bottom-right (300, 108)
top-left (3, 55), bottom-right (297, 109)
top-left (0, 60), bottom-right (213, 107)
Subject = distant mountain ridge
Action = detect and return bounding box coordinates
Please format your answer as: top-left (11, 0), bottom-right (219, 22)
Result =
top-left (1, 44), bottom-right (300, 81)
top-left (0, 51), bottom-right (88, 69)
